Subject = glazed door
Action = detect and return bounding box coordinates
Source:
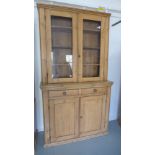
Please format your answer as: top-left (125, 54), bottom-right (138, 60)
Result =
top-left (49, 98), bottom-right (79, 142)
top-left (45, 10), bottom-right (77, 83)
top-left (78, 14), bottom-right (106, 82)
top-left (80, 96), bottom-right (106, 137)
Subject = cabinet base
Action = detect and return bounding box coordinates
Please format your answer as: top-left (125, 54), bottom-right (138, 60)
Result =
top-left (44, 131), bottom-right (109, 148)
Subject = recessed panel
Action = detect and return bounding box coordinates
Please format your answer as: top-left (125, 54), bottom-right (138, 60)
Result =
top-left (54, 102), bottom-right (75, 137)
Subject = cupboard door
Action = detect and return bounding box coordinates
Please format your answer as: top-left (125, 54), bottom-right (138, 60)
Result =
top-left (78, 14), bottom-right (106, 82)
top-left (80, 96), bottom-right (106, 137)
top-left (45, 10), bottom-right (77, 83)
top-left (49, 98), bottom-right (79, 142)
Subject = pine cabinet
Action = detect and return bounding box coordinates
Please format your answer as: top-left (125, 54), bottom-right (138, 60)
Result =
top-left (38, 2), bottom-right (113, 147)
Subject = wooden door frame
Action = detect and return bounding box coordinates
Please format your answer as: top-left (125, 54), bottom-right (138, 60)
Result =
top-left (78, 13), bottom-right (107, 82)
top-left (79, 95), bottom-right (106, 137)
top-left (45, 10), bottom-right (78, 83)
top-left (49, 97), bottom-right (79, 142)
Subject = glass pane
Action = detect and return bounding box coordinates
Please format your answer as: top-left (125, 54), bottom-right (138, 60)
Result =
top-left (83, 20), bottom-right (101, 77)
top-left (51, 16), bottom-right (72, 27)
top-left (83, 49), bottom-right (100, 64)
top-left (83, 65), bottom-right (100, 77)
top-left (51, 16), bottom-right (73, 79)
top-left (52, 64), bottom-right (72, 78)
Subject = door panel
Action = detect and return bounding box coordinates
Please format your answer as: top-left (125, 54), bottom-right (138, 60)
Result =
top-left (80, 96), bottom-right (105, 136)
top-left (55, 102), bottom-right (74, 137)
top-left (78, 14), bottom-right (106, 82)
top-left (45, 10), bottom-right (77, 83)
top-left (49, 98), bottom-right (79, 142)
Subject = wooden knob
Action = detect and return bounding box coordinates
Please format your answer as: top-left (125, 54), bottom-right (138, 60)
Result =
top-left (80, 116), bottom-right (83, 119)
top-left (63, 91), bottom-right (67, 95)
top-left (78, 55), bottom-right (80, 58)
top-left (93, 89), bottom-right (97, 92)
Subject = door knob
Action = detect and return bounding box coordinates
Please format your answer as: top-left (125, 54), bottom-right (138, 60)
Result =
top-left (63, 91), bottom-right (67, 95)
top-left (93, 89), bottom-right (97, 92)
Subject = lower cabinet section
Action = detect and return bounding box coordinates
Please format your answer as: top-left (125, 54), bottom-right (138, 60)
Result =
top-left (42, 82), bottom-right (112, 147)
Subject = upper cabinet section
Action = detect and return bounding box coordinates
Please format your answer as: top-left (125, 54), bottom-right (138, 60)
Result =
top-left (38, 4), bottom-right (110, 84)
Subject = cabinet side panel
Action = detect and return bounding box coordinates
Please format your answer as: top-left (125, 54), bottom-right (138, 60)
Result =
top-left (105, 86), bottom-right (112, 131)
top-left (103, 17), bottom-right (110, 80)
top-left (38, 8), bottom-right (48, 83)
top-left (101, 94), bottom-right (107, 132)
top-left (42, 91), bottom-right (50, 144)
top-left (100, 17), bottom-right (106, 80)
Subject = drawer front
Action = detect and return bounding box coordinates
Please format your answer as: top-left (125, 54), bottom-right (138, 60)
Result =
top-left (81, 87), bottom-right (106, 95)
top-left (49, 89), bottom-right (79, 98)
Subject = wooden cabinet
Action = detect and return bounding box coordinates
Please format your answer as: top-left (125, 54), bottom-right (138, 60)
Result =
top-left (38, 2), bottom-right (113, 147)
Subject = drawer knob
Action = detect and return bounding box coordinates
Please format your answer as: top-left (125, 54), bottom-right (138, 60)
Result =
top-left (63, 91), bottom-right (67, 95)
top-left (93, 89), bottom-right (97, 92)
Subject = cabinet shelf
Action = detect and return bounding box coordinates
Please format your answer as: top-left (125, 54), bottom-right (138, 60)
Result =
top-left (83, 47), bottom-right (100, 50)
top-left (52, 64), bottom-right (72, 66)
top-left (83, 64), bottom-right (100, 66)
top-left (52, 47), bottom-right (99, 50)
top-left (52, 46), bottom-right (72, 49)
top-left (52, 26), bottom-right (72, 30)
top-left (83, 29), bottom-right (100, 32)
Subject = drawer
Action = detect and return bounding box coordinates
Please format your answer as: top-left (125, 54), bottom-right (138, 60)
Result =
top-left (49, 89), bottom-right (79, 98)
top-left (81, 87), bottom-right (106, 95)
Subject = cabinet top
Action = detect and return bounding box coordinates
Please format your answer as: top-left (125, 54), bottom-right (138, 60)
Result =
top-left (37, 0), bottom-right (111, 17)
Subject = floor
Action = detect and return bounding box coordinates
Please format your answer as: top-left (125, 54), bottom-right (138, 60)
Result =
top-left (35, 120), bottom-right (121, 155)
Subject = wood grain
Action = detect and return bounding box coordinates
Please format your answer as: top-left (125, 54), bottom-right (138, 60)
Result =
top-left (104, 86), bottom-right (112, 131)
top-left (49, 98), bottom-right (79, 142)
top-left (38, 8), bottom-right (48, 83)
top-left (44, 131), bottom-right (108, 148)
top-left (80, 96), bottom-right (103, 137)
top-left (103, 17), bottom-right (110, 80)
top-left (42, 90), bottom-right (50, 144)
top-left (41, 81), bottom-right (113, 91)
top-left (37, 3), bottom-right (111, 17)
top-left (49, 89), bottom-right (79, 97)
